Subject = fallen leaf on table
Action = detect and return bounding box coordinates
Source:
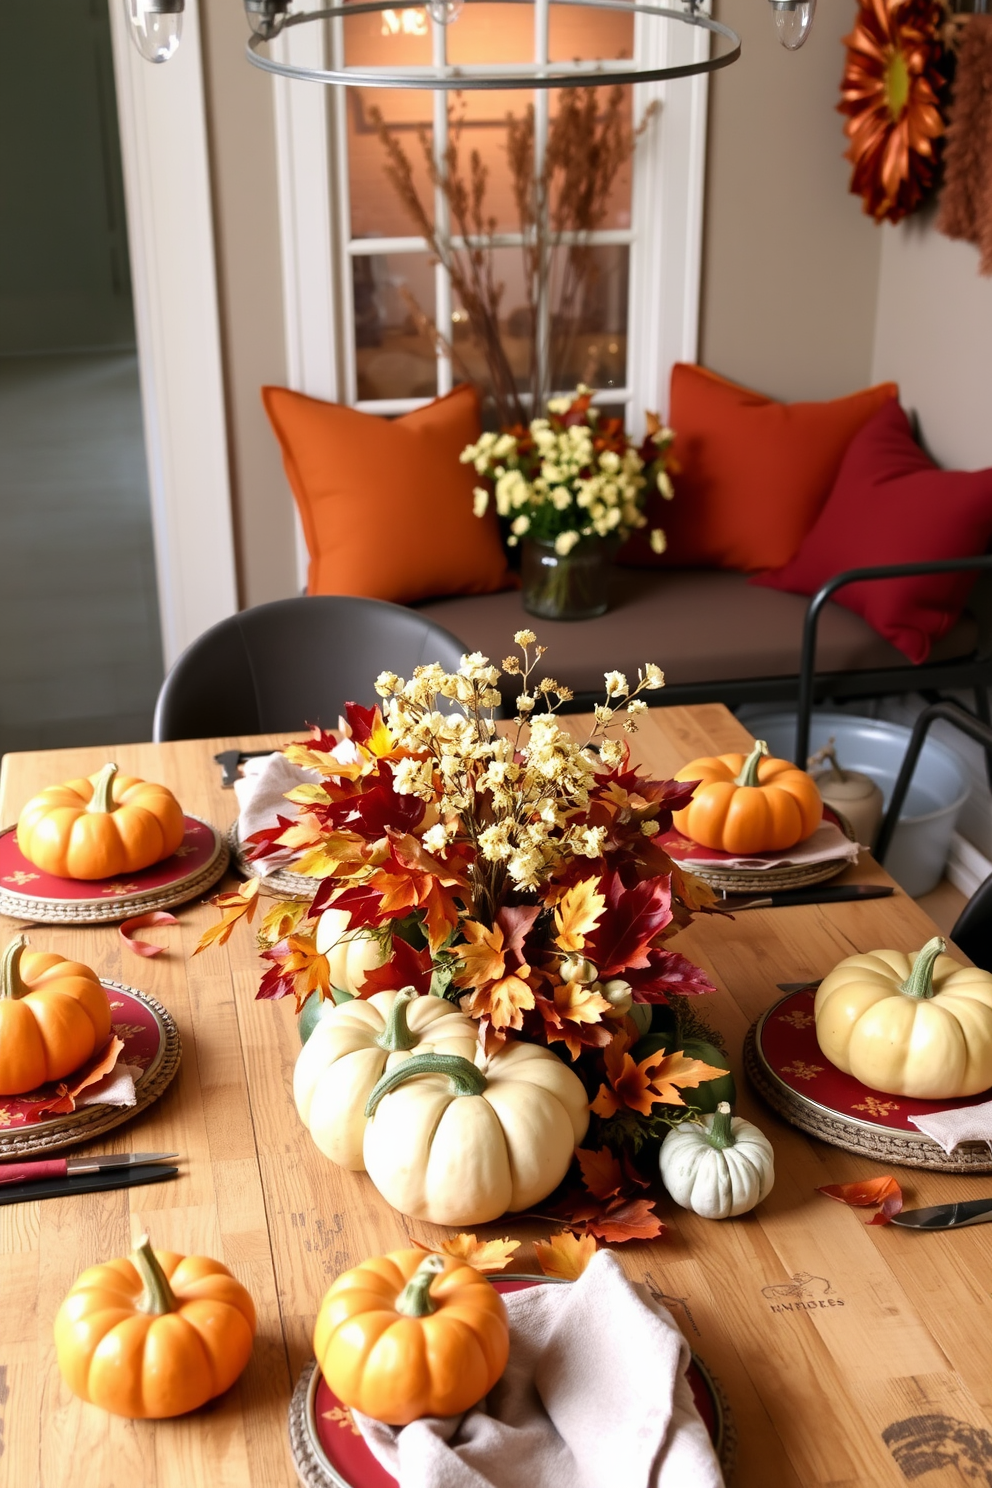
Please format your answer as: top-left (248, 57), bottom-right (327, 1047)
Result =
top-left (120, 911), bottom-right (179, 958)
top-left (31, 1036), bottom-right (125, 1116)
top-left (586, 1197), bottom-right (666, 1243)
top-left (816, 1175), bottom-right (904, 1225)
top-left (534, 1230), bottom-right (598, 1280)
top-left (413, 1233), bottom-right (521, 1273)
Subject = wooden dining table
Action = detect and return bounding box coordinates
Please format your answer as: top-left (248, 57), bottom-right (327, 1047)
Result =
top-left (2, 701), bottom-right (992, 1488)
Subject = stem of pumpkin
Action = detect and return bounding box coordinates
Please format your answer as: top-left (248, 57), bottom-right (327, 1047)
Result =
top-left (0, 936), bottom-right (30, 1001)
top-left (705, 1101), bottom-right (736, 1150)
top-left (395, 1254), bottom-right (445, 1318)
top-left (374, 987), bottom-right (418, 1052)
top-left (131, 1234), bottom-right (179, 1316)
top-left (87, 763), bottom-right (119, 815)
top-left (365, 1052), bottom-right (487, 1118)
top-left (734, 741), bottom-right (769, 789)
top-left (899, 937), bottom-right (946, 1000)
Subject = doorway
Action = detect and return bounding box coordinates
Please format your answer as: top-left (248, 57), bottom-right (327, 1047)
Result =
top-left (0, 0), bottom-right (164, 755)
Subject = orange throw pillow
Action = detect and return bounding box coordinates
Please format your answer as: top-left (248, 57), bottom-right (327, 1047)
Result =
top-left (620, 364), bottom-right (899, 572)
top-left (262, 383), bottom-right (513, 603)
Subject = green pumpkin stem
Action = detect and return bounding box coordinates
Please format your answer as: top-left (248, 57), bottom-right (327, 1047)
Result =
top-left (364, 1052), bottom-right (487, 1119)
top-left (374, 987), bottom-right (418, 1053)
top-left (734, 741), bottom-right (769, 789)
top-left (395, 1254), bottom-right (445, 1318)
top-left (899, 937), bottom-right (946, 1000)
top-left (0, 936), bottom-right (30, 1001)
top-left (131, 1234), bottom-right (179, 1316)
top-left (87, 763), bottom-right (120, 815)
top-left (705, 1101), bottom-right (736, 1150)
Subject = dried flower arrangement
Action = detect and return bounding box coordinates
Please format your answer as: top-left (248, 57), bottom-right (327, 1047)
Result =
top-left (198, 635), bottom-right (730, 1237)
top-left (368, 87), bottom-right (657, 425)
top-left (462, 385), bottom-right (674, 557)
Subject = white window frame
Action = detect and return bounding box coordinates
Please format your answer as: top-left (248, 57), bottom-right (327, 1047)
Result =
top-left (272, 2), bottom-right (710, 588)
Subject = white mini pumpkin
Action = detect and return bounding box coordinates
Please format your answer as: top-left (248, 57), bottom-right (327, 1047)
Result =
top-left (316, 906), bottom-right (388, 996)
top-left (659, 1102), bottom-right (774, 1220)
top-left (362, 1045), bottom-right (590, 1227)
top-left (293, 989), bottom-right (478, 1170)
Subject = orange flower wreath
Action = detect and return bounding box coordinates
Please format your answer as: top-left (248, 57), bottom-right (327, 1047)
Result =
top-left (839, 0), bottom-right (947, 225)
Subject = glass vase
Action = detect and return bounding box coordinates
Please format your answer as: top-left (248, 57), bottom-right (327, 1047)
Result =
top-left (520, 537), bottom-right (614, 621)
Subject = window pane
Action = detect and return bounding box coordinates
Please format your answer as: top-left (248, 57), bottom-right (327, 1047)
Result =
top-left (451, 244), bottom-right (532, 396)
top-left (346, 88), bottom-right (435, 241)
top-left (445, 3), bottom-right (533, 66)
top-left (352, 254), bottom-right (438, 401)
top-left (549, 243), bottom-right (628, 393)
top-left (547, 86), bottom-right (636, 232)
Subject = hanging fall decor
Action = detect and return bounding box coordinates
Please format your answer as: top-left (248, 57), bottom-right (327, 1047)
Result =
top-left (838, 0), bottom-right (947, 225)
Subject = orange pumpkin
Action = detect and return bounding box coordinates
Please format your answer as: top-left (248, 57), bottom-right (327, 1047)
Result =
top-left (314, 1249), bottom-right (510, 1425)
top-left (17, 762), bottom-right (185, 880)
top-left (54, 1235), bottom-right (257, 1418)
top-left (0, 936), bottom-right (112, 1095)
top-left (673, 739), bottom-right (822, 854)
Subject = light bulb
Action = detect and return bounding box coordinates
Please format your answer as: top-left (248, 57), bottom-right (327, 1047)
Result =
top-left (124, 0), bottom-right (183, 64)
top-left (245, 0), bottom-right (290, 41)
top-left (770, 0), bottom-right (816, 50)
top-left (426, 0), bottom-right (464, 24)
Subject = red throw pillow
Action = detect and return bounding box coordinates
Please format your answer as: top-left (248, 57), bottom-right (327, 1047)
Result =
top-left (620, 364), bottom-right (899, 572)
top-left (752, 399), bottom-right (992, 663)
top-left (262, 383), bottom-right (513, 603)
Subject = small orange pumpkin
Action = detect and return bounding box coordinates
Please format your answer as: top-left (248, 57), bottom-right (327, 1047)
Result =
top-left (0, 936), bottom-right (112, 1095)
top-left (54, 1235), bottom-right (257, 1418)
top-left (673, 739), bottom-right (823, 854)
top-left (17, 762), bottom-right (185, 880)
top-left (314, 1249), bottom-right (510, 1425)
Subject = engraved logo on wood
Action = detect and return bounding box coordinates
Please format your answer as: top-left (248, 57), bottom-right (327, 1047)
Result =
top-left (883, 1414), bottom-right (992, 1483)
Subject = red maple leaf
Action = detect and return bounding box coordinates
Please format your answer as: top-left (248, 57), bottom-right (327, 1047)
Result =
top-left (243, 814), bottom-right (298, 861)
top-left (359, 935), bottom-right (434, 997)
top-left (625, 948), bottom-right (717, 1002)
top-left (816, 1175), bottom-right (904, 1225)
top-left (585, 869), bottom-right (673, 977)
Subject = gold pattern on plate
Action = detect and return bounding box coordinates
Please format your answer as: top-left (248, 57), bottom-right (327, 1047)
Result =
top-left (778, 1010), bottom-right (814, 1030)
top-left (782, 1060), bottom-right (825, 1082)
top-left (322, 1406), bottom-right (361, 1436)
top-left (3, 870), bottom-right (40, 884)
top-left (852, 1095), bottom-right (901, 1118)
top-left (173, 844), bottom-right (197, 858)
top-left (100, 883), bottom-right (142, 895)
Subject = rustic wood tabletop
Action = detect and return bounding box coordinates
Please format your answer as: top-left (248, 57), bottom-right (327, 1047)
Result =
top-left (2, 703), bottom-right (990, 1488)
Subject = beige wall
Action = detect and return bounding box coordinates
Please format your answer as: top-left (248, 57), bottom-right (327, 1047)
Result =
top-left (872, 209), bottom-right (992, 471)
top-left (199, 0), bottom-right (297, 606)
top-left (699, 0), bottom-right (884, 402)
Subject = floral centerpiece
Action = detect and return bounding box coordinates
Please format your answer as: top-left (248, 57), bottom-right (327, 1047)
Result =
top-left (201, 635), bottom-right (728, 1239)
top-left (462, 388), bottom-right (676, 621)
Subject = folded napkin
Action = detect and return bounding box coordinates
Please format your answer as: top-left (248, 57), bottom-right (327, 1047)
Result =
top-left (355, 1251), bottom-right (724, 1488)
top-left (671, 820), bottom-right (861, 872)
top-left (232, 752), bottom-right (323, 868)
top-left (908, 1100), bottom-right (992, 1154)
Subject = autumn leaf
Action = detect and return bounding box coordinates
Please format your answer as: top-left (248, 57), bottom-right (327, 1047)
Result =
top-left (625, 948), bottom-right (718, 1001)
top-left (534, 1230), bottom-right (598, 1280)
top-left (257, 934), bottom-right (332, 1010)
top-left (591, 1047), bottom-right (727, 1116)
top-left (259, 899), bottom-right (307, 944)
top-left (194, 876), bottom-right (260, 954)
top-left (584, 869), bottom-right (673, 977)
top-left (452, 920), bottom-right (507, 990)
top-left (496, 905), bottom-right (541, 961)
top-left (586, 1198), bottom-right (666, 1243)
top-left (816, 1175), bottom-right (904, 1225)
top-left (463, 974), bottom-right (536, 1031)
top-left (553, 878), bottom-right (607, 953)
top-left (576, 1147), bottom-right (624, 1202)
top-left (414, 1233), bottom-right (521, 1273)
top-left (645, 1050), bottom-right (730, 1106)
top-left (360, 936), bottom-right (433, 998)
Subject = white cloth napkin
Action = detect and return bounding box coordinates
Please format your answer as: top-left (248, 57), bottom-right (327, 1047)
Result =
top-left (672, 820), bottom-right (861, 872)
top-left (908, 1100), bottom-right (992, 1153)
top-left (77, 1062), bottom-right (142, 1109)
top-left (232, 752), bottom-right (322, 867)
top-left (355, 1251), bottom-right (724, 1488)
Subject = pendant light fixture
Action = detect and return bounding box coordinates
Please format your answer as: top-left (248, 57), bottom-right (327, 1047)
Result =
top-left (124, 0), bottom-right (183, 63)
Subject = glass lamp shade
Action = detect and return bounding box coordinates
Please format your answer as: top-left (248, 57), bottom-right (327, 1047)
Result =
top-left (245, 0), bottom-right (290, 41)
top-left (770, 0), bottom-right (816, 50)
top-left (124, 0), bottom-right (183, 63)
top-left (426, 0), bottom-right (465, 24)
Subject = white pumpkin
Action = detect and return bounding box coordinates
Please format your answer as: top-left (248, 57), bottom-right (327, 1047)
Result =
top-left (316, 906), bottom-right (388, 996)
top-left (659, 1102), bottom-right (774, 1220)
top-left (293, 988), bottom-right (478, 1170)
top-left (362, 1045), bottom-right (590, 1227)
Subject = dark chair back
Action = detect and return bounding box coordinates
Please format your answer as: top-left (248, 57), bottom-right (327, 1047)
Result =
top-left (951, 873), bottom-right (992, 973)
top-left (153, 596), bottom-right (469, 741)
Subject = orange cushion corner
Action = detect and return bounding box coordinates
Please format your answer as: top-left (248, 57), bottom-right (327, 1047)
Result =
top-left (620, 364), bottom-right (899, 573)
top-left (261, 382), bottom-right (513, 604)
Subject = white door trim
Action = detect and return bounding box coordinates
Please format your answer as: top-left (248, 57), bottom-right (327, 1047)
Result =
top-left (108, 0), bottom-right (239, 668)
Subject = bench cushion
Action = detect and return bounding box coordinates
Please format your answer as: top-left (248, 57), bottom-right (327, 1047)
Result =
top-left (416, 569), bottom-right (977, 695)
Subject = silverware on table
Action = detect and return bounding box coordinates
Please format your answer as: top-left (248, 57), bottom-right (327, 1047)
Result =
top-left (0, 1163), bottom-right (180, 1207)
top-left (214, 749), bottom-right (274, 788)
top-left (890, 1198), bottom-right (992, 1231)
top-left (722, 884), bottom-right (894, 911)
top-left (0, 1151), bottom-right (178, 1187)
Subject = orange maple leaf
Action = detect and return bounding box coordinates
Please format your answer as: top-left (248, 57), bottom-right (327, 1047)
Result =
top-left (194, 876), bottom-right (260, 954)
top-left (646, 1050), bottom-right (729, 1106)
top-left (534, 1230), bottom-right (598, 1280)
top-left (591, 1047), bottom-right (727, 1117)
top-left (414, 1233), bottom-right (521, 1273)
top-left (576, 1147), bottom-right (624, 1202)
top-left (553, 878), bottom-right (607, 953)
top-left (452, 921), bottom-right (507, 990)
top-left (553, 980), bottom-right (610, 1026)
top-left (463, 974), bottom-right (536, 1031)
top-left (816, 1175), bottom-right (903, 1225)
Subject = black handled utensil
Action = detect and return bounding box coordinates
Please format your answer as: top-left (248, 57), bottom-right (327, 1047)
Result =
top-left (0, 1164), bottom-right (180, 1207)
top-left (890, 1198), bottom-right (992, 1230)
top-left (722, 884), bottom-right (894, 911)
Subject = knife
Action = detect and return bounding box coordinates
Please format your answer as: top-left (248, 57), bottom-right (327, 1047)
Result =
top-left (0, 1152), bottom-right (178, 1187)
top-left (0, 1164), bottom-right (179, 1207)
top-left (890, 1197), bottom-right (992, 1230)
top-left (214, 749), bottom-right (274, 788)
top-left (721, 884), bottom-right (895, 911)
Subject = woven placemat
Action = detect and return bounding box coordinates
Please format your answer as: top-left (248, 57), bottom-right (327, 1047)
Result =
top-left (0, 979), bottom-right (181, 1159)
top-left (289, 1325), bottom-right (735, 1487)
top-left (744, 1021), bottom-right (992, 1174)
top-left (0, 818), bottom-right (229, 925)
top-left (226, 822), bottom-right (316, 901)
top-left (672, 810), bottom-right (858, 895)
